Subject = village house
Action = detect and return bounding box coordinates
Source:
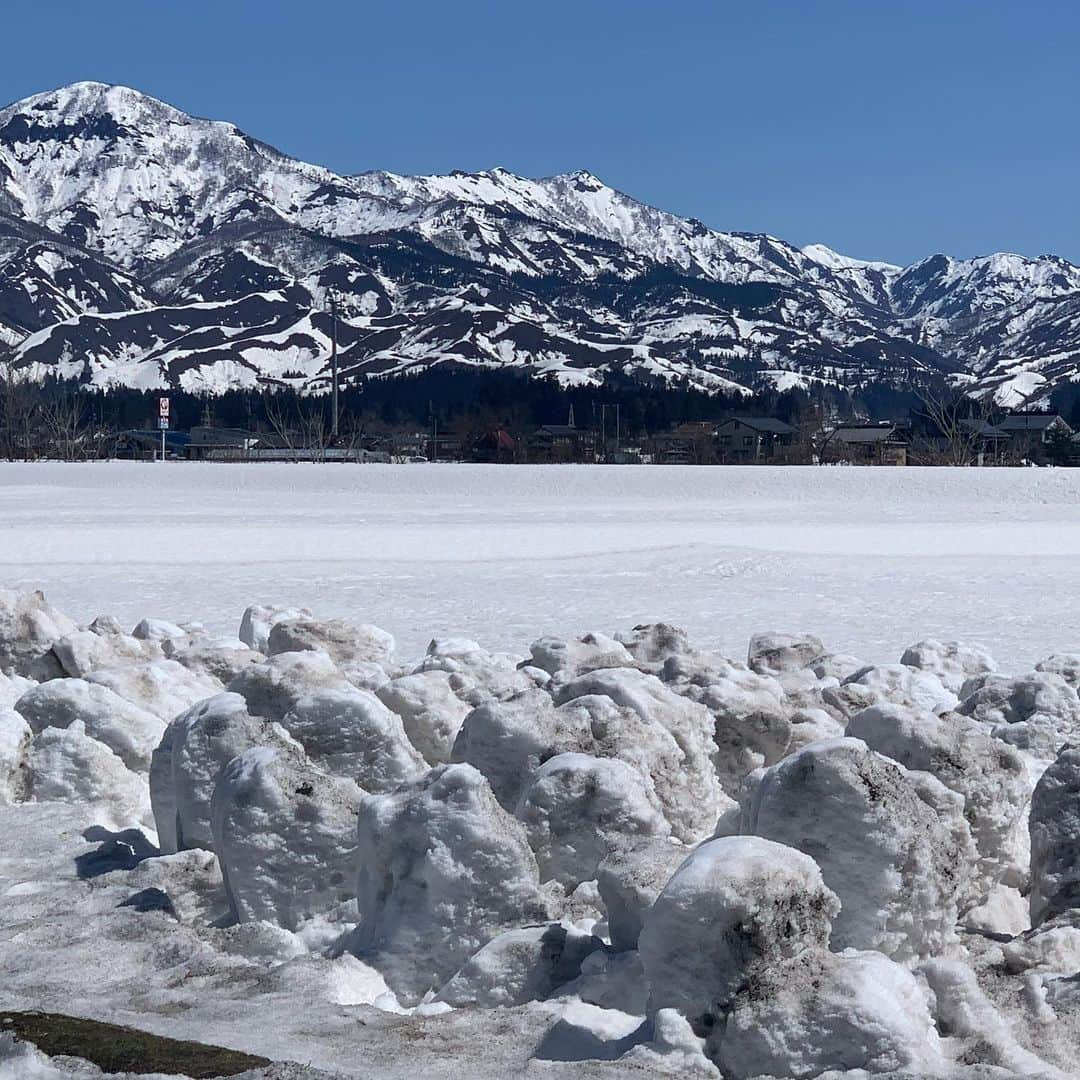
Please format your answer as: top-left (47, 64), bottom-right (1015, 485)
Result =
top-left (821, 422), bottom-right (909, 466)
top-left (715, 416), bottom-right (797, 463)
top-left (994, 413), bottom-right (1074, 463)
top-left (654, 421), bottom-right (719, 464)
top-left (529, 418), bottom-right (597, 462)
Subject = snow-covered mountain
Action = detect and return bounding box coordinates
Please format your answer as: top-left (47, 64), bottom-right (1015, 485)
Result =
top-left (1, 80), bottom-right (1078, 406)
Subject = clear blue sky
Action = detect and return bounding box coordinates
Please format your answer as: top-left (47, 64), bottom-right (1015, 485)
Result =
top-left (3, 1), bottom-right (1078, 266)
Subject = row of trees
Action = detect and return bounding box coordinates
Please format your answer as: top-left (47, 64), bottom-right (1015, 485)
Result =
top-left (0, 362), bottom-right (1075, 465)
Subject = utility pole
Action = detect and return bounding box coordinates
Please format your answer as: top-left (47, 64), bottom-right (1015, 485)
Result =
top-left (599, 402), bottom-right (620, 463)
top-left (330, 291), bottom-right (339, 441)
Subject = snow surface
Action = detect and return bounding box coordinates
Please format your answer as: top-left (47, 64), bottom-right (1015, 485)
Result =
top-left (0, 462), bottom-right (1077, 671)
top-left (3, 462), bottom-right (1080, 1078)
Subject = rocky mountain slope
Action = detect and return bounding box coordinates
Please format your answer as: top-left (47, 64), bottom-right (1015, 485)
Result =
top-left (1, 81), bottom-right (1078, 406)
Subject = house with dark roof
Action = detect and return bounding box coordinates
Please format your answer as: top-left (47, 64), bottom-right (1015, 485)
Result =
top-left (821, 423), bottom-right (909, 466)
top-left (529, 423), bottom-right (597, 462)
top-left (654, 421), bottom-right (719, 464)
top-left (993, 413), bottom-right (1074, 464)
top-left (716, 416), bottom-right (797, 463)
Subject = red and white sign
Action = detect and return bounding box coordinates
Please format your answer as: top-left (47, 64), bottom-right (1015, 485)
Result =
top-left (159, 397), bottom-right (170, 419)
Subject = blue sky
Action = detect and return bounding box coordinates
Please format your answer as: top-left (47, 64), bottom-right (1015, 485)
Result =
top-left (3, 1), bottom-right (1077, 266)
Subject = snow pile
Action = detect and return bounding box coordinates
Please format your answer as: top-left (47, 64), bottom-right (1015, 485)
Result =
top-left (352, 762), bottom-right (554, 1003)
top-left (2, 587), bottom-right (1079, 1078)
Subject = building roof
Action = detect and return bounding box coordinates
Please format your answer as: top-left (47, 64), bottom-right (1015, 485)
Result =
top-left (996, 413), bottom-right (1067, 432)
top-left (724, 416), bottom-right (796, 434)
top-left (959, 418), bottom-right (1011, 439)
top-left (537, 425), bottom-right (580, 437)
top-left (831, 424), bottom-right (900, 443)
top-left (188, 426), bottom-right (256, 446)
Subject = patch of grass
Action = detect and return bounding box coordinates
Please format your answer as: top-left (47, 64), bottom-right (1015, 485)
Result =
top-left (1, 1010), bottom-right (271, 1078)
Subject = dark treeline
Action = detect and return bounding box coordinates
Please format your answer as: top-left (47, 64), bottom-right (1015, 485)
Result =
top-left (31, 368), bottom-right (926, 437)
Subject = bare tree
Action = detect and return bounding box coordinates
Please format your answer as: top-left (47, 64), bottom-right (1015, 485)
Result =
top-left (909, 383), bottom-right (999, 466)
top-left (0, 361), bottom-right (43, 461)
top-left (39, 388), bottom-right (101, 461)
top-left (262, 391), bottom-right (300, 461)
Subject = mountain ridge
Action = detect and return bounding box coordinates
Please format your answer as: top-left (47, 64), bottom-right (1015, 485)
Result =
top-left (1, 81), bottom-right (1078, 407)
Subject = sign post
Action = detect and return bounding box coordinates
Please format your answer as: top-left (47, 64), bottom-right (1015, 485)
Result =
top-left (158, 397), bottom-right (170, 461)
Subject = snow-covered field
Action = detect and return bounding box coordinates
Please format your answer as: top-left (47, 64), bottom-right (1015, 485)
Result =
top-left (2, 462), bottom-right (1080, 1079)
top-left (1, 462), bottom-right (1078, 669)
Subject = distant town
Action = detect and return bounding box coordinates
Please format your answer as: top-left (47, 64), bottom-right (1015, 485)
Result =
top-left (11, 403), bottom-right (1078, 468)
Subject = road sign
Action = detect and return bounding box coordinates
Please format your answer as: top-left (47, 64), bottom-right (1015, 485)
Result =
top-left (158, 397), bottom-right (170, 460)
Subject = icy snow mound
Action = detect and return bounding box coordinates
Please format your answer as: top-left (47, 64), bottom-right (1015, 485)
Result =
top-left (2, 588), bottom-right (1078, 1078)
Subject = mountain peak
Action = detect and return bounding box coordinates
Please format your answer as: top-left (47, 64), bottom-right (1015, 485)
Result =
top-left (2, 82), bottom-right (1080, 406)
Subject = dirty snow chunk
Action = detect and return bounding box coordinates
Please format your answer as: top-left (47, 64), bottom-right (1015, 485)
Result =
top-left (965, 882), bottom-right (1030, 937)
top-left (451, 689), bottom-right (561, 808)
top-left (352, 762), bottom-right (553, 1003)
top-left (122, 846), bottom-right (225, 925)
top-left (0, 707), bottom-right (31, 804)
top-left (267, 616), bottom-right (394, 667)
top-left (742, 737), bottom-right (973, 959)
top-left (786, 706), bottom-right (845, 752)
top-left (553, 948), bottom-right (650, 1015)
top-left (639, 835), bottom-right (840, 1021)
top-left (597, 837), bottom-right (689, 952)
top-left (168, 691), bottom-right (301, 851)
top-left (920, 958), bottom-right (1067, 1078)
top-left (808, 652), bottom-right (865, 683)
top-left (51, 626), bottom-right (158, 677)
top-left (1029, 745), bottom-right (1080, 926)
top-left (673, 663), bottom-right (792, 792)
top-left (149, 721), bottom-right (179, 853)
top-left (616, 623), bottom-right (697, 669)
top-left (0, 669), bottom-right (34, 709)
top-left (718, 950), bottom-right (946, 1079)
top-left (559, 692), bottom-right (732, 845)
top-left (168, 641), bottom-right (263, 685)
top-left (27, 720), bottom-right (151, 828)
top-left (238, 603), bottom-right (313, 652)
top-left (416, 637), bottom-right (532, 700)
top-left (434, 923), bottom-right (603, 1008)
top-left (376, 670), bottom-right (473, 764)
top-left (847, 702), bottom-right (1028, 897)
top-left (227, 649), bottom-right (351, 720)
top-left (85, 659), bottom-right (222, 722)
top-left (211, 744), bottom-right (363, 930)
top-left (747, 631), bottom-right (826, 676)
top-left (958, 672), bottom-right (1080, 760)
top-left (527, 632), bottom-right (634, 677)
top-left (1036, 654), bottom-right (1080, 686)
top-left (15, 678), bottom-right (165, 772)
top-left (132, 617), bottom-right (189, 643)
top-left (452, 687), bottom-right (718, 843)
top-left (1002, 911), bottom-right (1080, 975)
top-left (515, 752), bottom-right (669, 889)
top-left (829, 663), bottom-right (958, 717)
top-left (621, 1008), bottom-right (714, 1076)
top-left (280, 687), bottom-right (426, 791)
top-left (553, 667), bottom-right (722, 842)
top-left (0, 588), bottom-right (76, 681)
top-left (339, 660), bottom-right (391, 693)
top-left (901, 638), bottom-right (997, 694)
